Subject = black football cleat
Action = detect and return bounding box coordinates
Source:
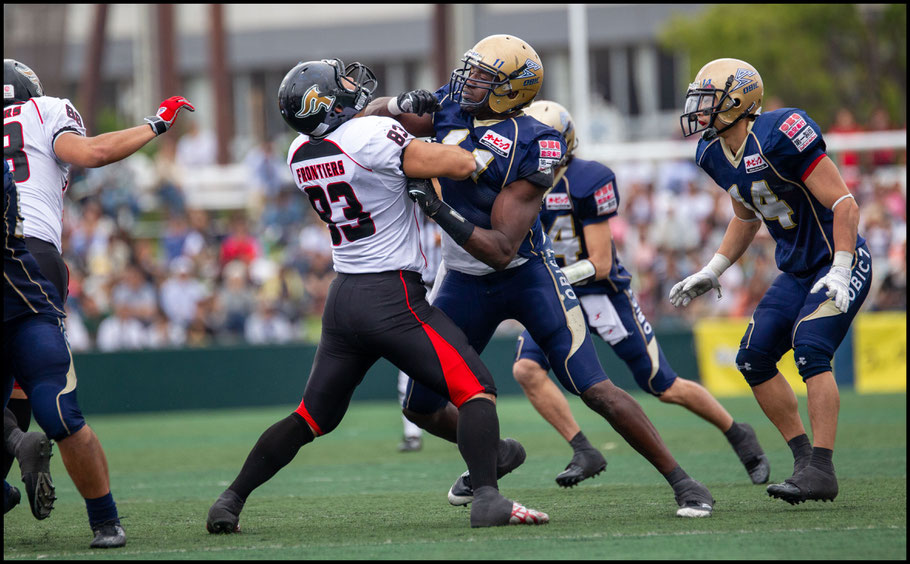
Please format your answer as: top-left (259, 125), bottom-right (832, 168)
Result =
top-left (4, 483), bottom-right (21, 514)
top-left (673, 478), bottom-right (714, 518)
top-left (767, 465), bottom-right (838, 505)
top-left (206, 489), bottom-right (244, 534)
top-left (447, 438), bottom-right (526, 506)
top-left (17, 432), bottom-right (56, 520)
top-left (469, 486), bottom-right (549, 527)
top-left (90, 519), bottom-right (127, 548)
top-left (555, 447), bottom-right (607, 488)
top-left (729, 422), bottom-right (771, 484)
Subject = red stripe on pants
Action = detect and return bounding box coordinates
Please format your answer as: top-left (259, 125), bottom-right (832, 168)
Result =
top-left (398, 271), bottom-right (484, 407)
top-left (294, 399), bottom-right (323, 436)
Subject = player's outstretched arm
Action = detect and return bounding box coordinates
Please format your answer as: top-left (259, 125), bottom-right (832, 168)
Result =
top-left (363, 92), bottom-right (437, 138)
top-left (562, 221), bottom-right (614, 285)
top-left (669, 196), bottom-right (761, 308)
top-left (54, 96), bottom-right (194, 168)
top-left (804, 155), bottom-right (860, 312)
top-left (402, 139), bottom-right (475, 180)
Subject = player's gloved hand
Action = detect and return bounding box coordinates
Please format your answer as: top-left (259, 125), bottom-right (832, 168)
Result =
top-left (407, 178), bottom-right (442, 216)
top-left (669, 253), bottom-right (731, 308)
top-left (145, 96), bottom-right (195, 136)
top-left (810, 251), bottom-right (853, 313)
top-left (388, 90), bottom-right (441, 117)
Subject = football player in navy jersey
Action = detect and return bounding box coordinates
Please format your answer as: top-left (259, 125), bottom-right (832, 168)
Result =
top-left (672, 58), bottom-right (871, 505)
top-left (512, 100), bottom-right (770, 485)
top-left (3, 161), bottom-right (126, 547)
top-left (365, 34), bottom-right (716, 518)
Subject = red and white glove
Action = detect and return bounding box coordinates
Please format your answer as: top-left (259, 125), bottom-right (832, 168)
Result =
top-left (145, 96), bottom-right (195, 136)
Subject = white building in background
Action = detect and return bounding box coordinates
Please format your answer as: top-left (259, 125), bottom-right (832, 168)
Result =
top-left (4, 3), bottom-right (705, 156)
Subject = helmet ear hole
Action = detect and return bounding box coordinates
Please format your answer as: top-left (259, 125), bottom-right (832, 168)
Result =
top-left (732, 98), bottom-right (741, 107)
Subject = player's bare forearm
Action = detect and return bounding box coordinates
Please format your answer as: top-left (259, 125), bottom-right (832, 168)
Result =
top-left (56, 125), bottom-right (156, 168)
top-left (461, 179), bottom-right (544, 270)
top-left (363, 96), bottom-right (435, 138)
top-left (582, 221), bottom-right (614, 280)
top-left (832, 198), bottom-right (860, 255)
top-left (716, 214), bottom-right (761, 264)
top-left (402, 141), bottom-right (475, 180)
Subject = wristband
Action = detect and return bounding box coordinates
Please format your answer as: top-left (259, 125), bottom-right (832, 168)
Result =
top-left (706, 253), bottom-right (732, 278)
top-left (431, 201), bottom-right (475, 246)
top-left (144, 116), bottom-right (168, 136)
top-left (387, 97), bottom-right (403, 116)
top-left (562, 259), bottom-right (596, 285)
top-left (832, 250), bottom-right (853, 270)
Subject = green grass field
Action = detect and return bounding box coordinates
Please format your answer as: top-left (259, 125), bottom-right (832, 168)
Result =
top-left (3, 391), bottom-right (906, 560)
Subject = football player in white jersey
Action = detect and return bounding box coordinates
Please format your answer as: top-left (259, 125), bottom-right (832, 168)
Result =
top-left (3, 58), bottom-right (194, 548)
top-left (206, 58), bottom-right (549, 533)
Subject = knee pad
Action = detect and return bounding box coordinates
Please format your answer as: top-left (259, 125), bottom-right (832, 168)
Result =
top-left (792, 344), bottom-right (832, 381)
top-left (735, 348), bottom-right (779, 387)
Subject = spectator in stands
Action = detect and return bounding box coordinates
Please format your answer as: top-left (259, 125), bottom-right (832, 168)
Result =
top-left (146, 308), bottom-right (186, 349)
top-left (110, 263), bottom-right (158, 325)
top-left (159, 256), bottom-right (208, 328)
top-left (176, 121), bottom-right (217, 168)
top-left (213, 260), bottom-right (257, 340)
top-left (219, 213), bottom-right (261, 269)
top-left (96, 302), bottom-right (148, 352)
top-left (244, 297), bottom-right (294, 345)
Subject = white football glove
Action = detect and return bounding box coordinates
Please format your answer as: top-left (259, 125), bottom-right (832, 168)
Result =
top-left (810, 251), bottom-right (854, 313)
top-left (669, 254), bottom-right (731, 308)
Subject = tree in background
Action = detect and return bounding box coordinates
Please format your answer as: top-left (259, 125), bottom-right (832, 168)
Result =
top-left (660, 4), bottom-right (906, 129)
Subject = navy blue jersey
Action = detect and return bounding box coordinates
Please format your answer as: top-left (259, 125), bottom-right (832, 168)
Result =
top-left (540, 157), bottom-right (632, 296)
top-left (3, 161), bottom-right (65, 322)
top-left (696, 107), bottom-right (865, 275)
top-left (431, 84), bottom-right (567, 274)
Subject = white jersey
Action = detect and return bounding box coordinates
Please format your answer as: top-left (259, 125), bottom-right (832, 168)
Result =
top-left (287, 115), bottom-right (428, 275)
top-left (3, 96), bottom-right (86, 252)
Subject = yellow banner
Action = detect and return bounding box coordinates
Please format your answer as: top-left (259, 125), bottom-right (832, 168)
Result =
top-left (854, 312), bottom-right (907, 393)
top-left (693, 317), bottom-right (806, 397)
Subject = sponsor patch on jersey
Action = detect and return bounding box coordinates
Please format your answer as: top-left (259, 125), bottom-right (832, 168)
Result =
top-left (479, 130), bottom-right (513, 157)
top-left (792, 124), bottom-right (818, 152)
top-left (3, 85), bottom-right (14, 100)
top-left (538, 140), bottom-right (562, 159)
top-left (594, 182), bottom-right (618, 215)
top-left (778, 113), bottom-right (807, 139)
top-left (744, 153), bottom-right (768, 173)
top-left (545, 193), bottom-right (571, 210)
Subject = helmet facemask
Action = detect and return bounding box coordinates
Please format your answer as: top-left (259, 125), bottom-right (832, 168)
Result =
top-left (449, 52), bottom-right (511, 114)
top-left (315, 59), bottom-right (377, 137)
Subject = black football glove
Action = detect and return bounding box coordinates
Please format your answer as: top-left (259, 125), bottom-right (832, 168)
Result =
top-left (394, 90), bottom-right (441, 116)
top-left (407, 178), bottom-right (442, 216)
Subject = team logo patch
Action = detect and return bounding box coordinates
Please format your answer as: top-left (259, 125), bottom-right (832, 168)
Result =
top-left (545, 193), bottom-right (571, 210)
top-left (594, 182), bottom-right (618, 215)
top-left (744, 153), bottom-right (768, 173)
top-left (730, 68), bottom-right (757, 93)
top-left (792, 125), bottom-right (818, 152)
top-left (479, 130), bottom-right (513, 157)
top-left (778, 113), bottom-right (807, 139)
top-left (513, 58), bottom-right (542, 80)
top-left (296, 85), bottom-right (335, 119)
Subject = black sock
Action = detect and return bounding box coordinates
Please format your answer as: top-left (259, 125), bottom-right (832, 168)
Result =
top-left (787, 434), bottom-right (812, 465)
top-left (723, 421), bottom-right (747, 444)
top-left (569, 431), bottom-right (594, 452)
top-left (810, 447), bottom-right (835, 473)
top-left (229, 413), bottom-right (314, 501)
top-left (456, 398), bottom-right (499, 493)
top-left (663, 465), bottom-right (689, 488)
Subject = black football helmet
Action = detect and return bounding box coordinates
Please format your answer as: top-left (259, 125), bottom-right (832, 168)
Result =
top-left (4, 59), bottom-right (44, 107)
top-left (277, 58), bottom-right (377, 138)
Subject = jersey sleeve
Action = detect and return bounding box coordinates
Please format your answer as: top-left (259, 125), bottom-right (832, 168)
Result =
top-left (348, 116), bottom-right (415, 179)
top-left (767, 109), bottom-right (827, 181)
top-left (516, 130), bottom-right (567, 189)
top-left (572, 163), bottom-right (620, 225)
top-left (44, 97), bottom-right (87, 151)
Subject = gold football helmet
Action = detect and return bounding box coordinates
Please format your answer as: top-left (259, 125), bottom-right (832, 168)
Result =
top-left (680, 58), bottom-right (763, 139)
top-left (449, 34), bottom-right (543, 115)
top-left (524, 100), bottom-right (578, 159)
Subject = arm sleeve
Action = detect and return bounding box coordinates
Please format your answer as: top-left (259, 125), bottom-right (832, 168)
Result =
top-left (348, 117), bottom-right (415, 178)
top-left (768, 109), bottom-right (827, 181)
top-left (518, 133), bottom-right (567, 189)
top-left (573, 165), bottom-right (620, 226)
top-left (47, 98), bottom-right (87, 150)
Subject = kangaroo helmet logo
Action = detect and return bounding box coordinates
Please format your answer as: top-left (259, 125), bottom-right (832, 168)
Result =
top-left (296, 85), bottom-right (336, 119)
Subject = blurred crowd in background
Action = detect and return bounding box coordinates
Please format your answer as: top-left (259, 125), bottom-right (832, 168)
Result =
top-left (57, 108), bottom-right (906, 352)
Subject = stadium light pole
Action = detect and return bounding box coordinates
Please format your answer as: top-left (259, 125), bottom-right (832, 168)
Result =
top-left (568, 4), bottom-right (591, 148)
